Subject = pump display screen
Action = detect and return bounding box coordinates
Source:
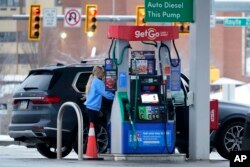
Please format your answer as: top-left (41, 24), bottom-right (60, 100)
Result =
top-left (141, 93), bottom-right (159, 104)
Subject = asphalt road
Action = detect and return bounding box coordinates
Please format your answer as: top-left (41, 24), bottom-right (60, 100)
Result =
top-left (0, 145), bottom-right (229, 167)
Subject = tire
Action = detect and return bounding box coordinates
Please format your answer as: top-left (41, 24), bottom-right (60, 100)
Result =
top-left (73, 125), bottom-right (109, 154)
top-left (36, 143), bottom-right (72, 159)
top-left (216, 121), bottom-right (245, 160)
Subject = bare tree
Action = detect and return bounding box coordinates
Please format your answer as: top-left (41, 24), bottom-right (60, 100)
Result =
top-left (38, 26), bottom-right (82, 66)
top-left (21, 41), bottom-right (39, 69)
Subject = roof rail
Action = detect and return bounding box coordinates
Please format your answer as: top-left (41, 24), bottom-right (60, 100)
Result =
top-left (43, 63), bottom-right (65, 67)
top-left (81, 58), bottom-right (105, 62)
top-left (66, 63), bottom-right (102, 67)
top-left (56, 63), bottom-right (65, 66)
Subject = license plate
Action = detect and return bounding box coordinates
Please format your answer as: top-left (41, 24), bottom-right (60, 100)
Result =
top-left (19, 101), bottom-right (29, 110)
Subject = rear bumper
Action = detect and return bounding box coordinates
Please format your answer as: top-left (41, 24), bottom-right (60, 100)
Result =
top-left (9, 127), bottom-right (71, 138)
top-left (8, 124), bottom-right (72, 145)
top-left (9, 130), bottom-right (47, 138)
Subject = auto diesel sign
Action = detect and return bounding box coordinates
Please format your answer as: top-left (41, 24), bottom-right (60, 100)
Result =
top-left (144, 0), bottom-right (194, 22)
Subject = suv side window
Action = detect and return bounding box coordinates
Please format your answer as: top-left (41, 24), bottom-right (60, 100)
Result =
top-left (171, 74), bottom-right (189, 106)
top-left (171, 90), bottom-right (185, 105)
top-left (73, 72), bottom-right (91, 93)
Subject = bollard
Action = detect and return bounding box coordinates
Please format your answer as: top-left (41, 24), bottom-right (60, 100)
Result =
top-left (57, 102), bottom-right (83, 160)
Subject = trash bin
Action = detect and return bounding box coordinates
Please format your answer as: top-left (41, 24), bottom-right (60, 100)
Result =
top-left (242, 112), bottom-right (250, 151)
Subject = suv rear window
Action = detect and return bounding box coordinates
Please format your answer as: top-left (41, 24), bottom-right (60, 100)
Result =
top-left (19, 71), bottom-right (54, 91)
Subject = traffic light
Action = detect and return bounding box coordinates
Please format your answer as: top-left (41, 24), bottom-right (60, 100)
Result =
top-left (85, 4), bottom-right (97, 35)
top-left (136, 6), bottom-right (146, 26)
top-left (210, 66), bottom-right (220, 83)
top-left (28, 4), bottom-right (41, 40)
top-left (173, 22), bottom-right (190, 34)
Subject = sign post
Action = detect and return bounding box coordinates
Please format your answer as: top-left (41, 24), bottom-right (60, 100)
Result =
top-left (144, 0), bottom-right (194, 22)
top-left (210, 0), bottom-right (216, 28)
top-left (189, 0), bottom-right (210, 160)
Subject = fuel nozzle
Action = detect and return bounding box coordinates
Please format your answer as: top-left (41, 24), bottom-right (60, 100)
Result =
top-left (168, 100), bottom-right (175, 121)
top-left (125, 103), bottom-right (131, 113)
top-left (125, 103), bottom-right (133, 122)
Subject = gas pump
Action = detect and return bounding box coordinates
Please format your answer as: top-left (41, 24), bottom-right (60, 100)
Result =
top-left (108, 25), bottom-right (180, 154)
top-left (130, 75), bottom-right (162, 121)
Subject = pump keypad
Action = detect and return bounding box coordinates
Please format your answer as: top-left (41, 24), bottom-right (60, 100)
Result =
top-left (138, 106), bottom-right (162, 120)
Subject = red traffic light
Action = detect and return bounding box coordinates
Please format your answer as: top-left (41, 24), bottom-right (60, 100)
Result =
top-left (89, 8), bottom-right (97, 16)
top-left (85, 4), bottom-right (98, 34)
top-left (136, 6), bottom-right (146, 26)
top-left (172, 22), bottom-right (190, 34)
top-left (32, 7), bottom-right (40, 15)
top-left (28, 4), bottom-right (41, 40)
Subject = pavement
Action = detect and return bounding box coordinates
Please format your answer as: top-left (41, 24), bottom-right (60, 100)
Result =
top-left (0, 135), bottom-right (229, 167)
top-left (0, 145), bottom-right (229, 167)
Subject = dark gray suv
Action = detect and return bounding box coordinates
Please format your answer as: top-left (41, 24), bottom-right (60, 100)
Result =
top-left (8, 63), bottom-right (111, 158)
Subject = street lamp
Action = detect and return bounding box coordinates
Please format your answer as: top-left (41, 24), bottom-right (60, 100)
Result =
top-left (87, 31), bottom-right (94, 38)
top-left (60, 32), bottom-right (67, 39)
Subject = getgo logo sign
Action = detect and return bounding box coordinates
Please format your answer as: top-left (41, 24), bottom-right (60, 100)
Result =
top-left (134, 28), bottom-right (160, 40)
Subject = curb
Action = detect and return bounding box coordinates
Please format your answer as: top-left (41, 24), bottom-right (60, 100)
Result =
top-left (100, 153), bottom-right (186, 161)
top-left (0, 135), bottom-right (20, 146)
top-left (0, 140), bottom-right (20, 146)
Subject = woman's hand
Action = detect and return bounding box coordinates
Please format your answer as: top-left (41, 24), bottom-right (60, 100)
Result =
top-left (80, 94), bottom-right (86, 101)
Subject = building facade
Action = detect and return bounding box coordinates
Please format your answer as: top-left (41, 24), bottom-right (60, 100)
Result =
top-left (0, 0), bottom-right (250, 83)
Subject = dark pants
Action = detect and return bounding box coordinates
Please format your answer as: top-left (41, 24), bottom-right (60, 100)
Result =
top-left (86, 108), bottom-right (100, 136)
top-left (101, 98), bottom-right (113, 149)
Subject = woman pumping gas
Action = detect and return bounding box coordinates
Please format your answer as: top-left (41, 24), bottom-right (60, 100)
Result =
top-left (84, 66), bottom-right (115, 135)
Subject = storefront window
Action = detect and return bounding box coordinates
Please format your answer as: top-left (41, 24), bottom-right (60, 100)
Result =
top-left (0, 0), bottom-right (7, 6)
top-left (0, 0), bottom-right (19, 7)
top-left (0, 32), bottom-right (16, 42)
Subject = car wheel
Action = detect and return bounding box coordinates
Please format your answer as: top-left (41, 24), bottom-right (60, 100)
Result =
top-left (36, 143), bottom-right (72, 159)
top-left (73, 125), bottom-right (109, 154)
top-left (216, 121), bottom-right (245, 160)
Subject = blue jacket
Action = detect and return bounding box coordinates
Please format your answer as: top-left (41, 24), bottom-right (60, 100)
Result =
top-left (84, 76), bottom-right (114, 112)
